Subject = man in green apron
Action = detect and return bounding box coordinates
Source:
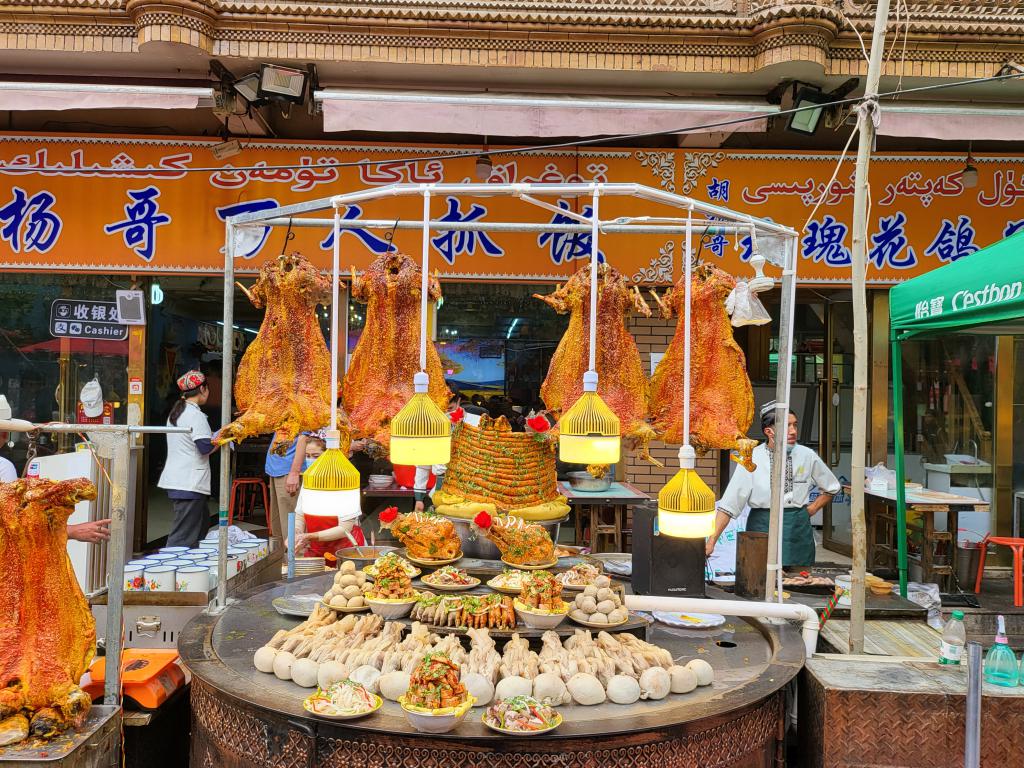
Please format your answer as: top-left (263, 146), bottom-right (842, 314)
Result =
top-left (706, 402), bottom-right (840, 568)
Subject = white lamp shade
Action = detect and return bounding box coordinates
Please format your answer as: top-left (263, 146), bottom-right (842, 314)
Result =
top-left (657, 508), bottom-right (716, 538)
top-left (300, 488), bottom-right (362, 520)
top-left (389, 435), bottom-right (451, 466)
top-left (558, 434), bottom-right (620, 465)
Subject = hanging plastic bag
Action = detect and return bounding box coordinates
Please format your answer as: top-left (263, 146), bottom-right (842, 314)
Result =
top-left (725, 279), bottom-right (771, 327)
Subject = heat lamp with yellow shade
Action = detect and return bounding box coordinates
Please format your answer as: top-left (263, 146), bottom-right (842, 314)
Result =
top-left (390, 372), bottom-right (452, 466)
top-left (301, 430), bottom-right (362, 519)
top-left (558, 371), bottom-right (621, 465)
top-left (658, 447), bottom-right (716, 539)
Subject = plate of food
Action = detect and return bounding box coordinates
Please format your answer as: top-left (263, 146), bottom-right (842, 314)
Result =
top-left (420, 566), bottom-right (480, 591)
top-left (320, 600), bottom-right (370, 613)
top-left (555, 545), bottom-right (587, 559)
top-left (652, 611), bottom-right (726, 629)
top-left (303, 680), bottom-right (382, 720)
top-left (781, 573), bottom-right (835, 595)
top-left (557, 563), bottom-right (602, 590)
top-left (363, 552), bottom-right (421, 580)
top-left (365, 555), bottom-right (420, 618)
top-left (399, 653), bottom-right (475, 733)
top-left (410, 592), bottom-right (517, 630)
top-left (514, 571), bottom-right (569, 629)
top-left (486, 569), bottom-right (525, 595)
top-left (567, 575), bottom-right (630, 628)
top-left (406, 550), bottom-right (464, 568)
top-left (501, 556), bottom-right (559, 571)
top-left (482, 696), bottom-right (562, 735)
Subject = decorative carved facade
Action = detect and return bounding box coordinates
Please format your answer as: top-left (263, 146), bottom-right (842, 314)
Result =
top-left (0, 0), bottom-right (1019, 79)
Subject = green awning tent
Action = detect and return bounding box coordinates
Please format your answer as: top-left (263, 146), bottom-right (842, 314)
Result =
top-left (889, 230), bottom-right (1024, 595)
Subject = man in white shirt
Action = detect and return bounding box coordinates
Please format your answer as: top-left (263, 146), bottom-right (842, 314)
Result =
top-left (706, 403), bottom-right (840, 568)
top-left (0, 456), bottom-right (15, 482)
top-left (1, 455), bottom-right (111, 542)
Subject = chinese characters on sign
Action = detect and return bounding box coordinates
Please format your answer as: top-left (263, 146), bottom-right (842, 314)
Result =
top-left (0, 187), bottom-right (61, 253)
top-left (49, 300), bottom-right (128, 341)
top-left (104, 186), bottom-right (171, 262)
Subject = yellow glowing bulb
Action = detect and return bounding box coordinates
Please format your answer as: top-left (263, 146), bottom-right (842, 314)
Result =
top-left (656, 446), bottom-right (716, 539)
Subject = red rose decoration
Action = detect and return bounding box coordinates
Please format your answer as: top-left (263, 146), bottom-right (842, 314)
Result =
top-left (379, 506), bottom-right (399, 524)
top-left (449, 407), bottom-right (465, 424)
top-left (527, 415), bottom-right (551, 433)
top-left (473, 511), bottom-right (493, 530)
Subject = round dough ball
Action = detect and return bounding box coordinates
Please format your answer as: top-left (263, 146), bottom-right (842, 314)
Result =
top-left (339, 574), bottom-right (358, 587)
top-left (582, 585), bottom-right (598, 597)
top-left (350, 665), bottom-right (382, 693)
top-left (330, 595), bottom-right (349, 608)
top-left (463, 672), bottom-right (495, 707)
top-left (348, 596), bottom-right (365, 608)
top-left (567, 673), bottom-right (605, 706)
top-left (355, 572), bottom-right (367, 587)
top-left (595, 599), bottom-right (616, 615)
top-left (579, 597), bottom-right (598, 614)
top-left (606, 675), bottom-right (641, 705)
top-left (607, 607), bottom-right (628, 624)
top-left (596, 588), bottom-right (615, 603)
top-left (342, 584), bottom-right (362, 599)
top-left (317, 661), bottom-right (347, 690)
top-left (495, 676), bottom-right (532, 700)
top-left (532, 672), bottom-right (569, 706)
top-left (291, 658), bottom-right (320, 688)
top-left (272, 651), bottom-right (295, 680)
top-left (593, 575), bottom-right (611, 589)
top-left (324, 588), bottom-right (338, 601)
top-left (668, 665), bottom-right (698, 694)
top-left (570, 608), bottom-right (588, 622)
top-left (253, 646), bottom-right (277, 674)
top-left (341, 560), bottom-right (356, 574)
top-left (686, 659), bottom-right (714, 687)
top-left (378, 671), bottom-right (411, 701)
top-left (588, 613), bottom-right (609, 624)
top-left (639, 667), bottom-right (671, 700)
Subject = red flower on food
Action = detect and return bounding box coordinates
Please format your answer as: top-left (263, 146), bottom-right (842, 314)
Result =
top-left (449, 407), bottom-right (465, 424)
top-left (527, 415), bottom-right (551, 433)
top-left (473, 511), bottom-right (493, 530)
top-left (379, 506), bottom-right (399, 524)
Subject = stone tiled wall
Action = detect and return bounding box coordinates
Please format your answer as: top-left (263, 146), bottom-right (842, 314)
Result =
top-left (622, 311), bottom-right (721, 497)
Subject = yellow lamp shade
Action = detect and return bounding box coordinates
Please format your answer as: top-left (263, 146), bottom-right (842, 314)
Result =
top-left (300, 487), bottom-right (362, 519)
top-left (390, 384), bottom-right (452, 466)
top-left (303, 447), bottom-right (360, 492)
top-left (657, 450), bottom-right (716, 538)
top-left (558, 389), bottom-right (620, 465)
top-left (390, 434), bottom-right (451, 466)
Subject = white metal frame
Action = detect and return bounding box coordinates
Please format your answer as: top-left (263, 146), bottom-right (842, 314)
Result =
top-left (218, 182), bottom-right (800, 608)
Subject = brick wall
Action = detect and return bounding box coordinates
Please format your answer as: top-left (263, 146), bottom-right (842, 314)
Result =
top-left (622, 311), bottom-right (721, 497)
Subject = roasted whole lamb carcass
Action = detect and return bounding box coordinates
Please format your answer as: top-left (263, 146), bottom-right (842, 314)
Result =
top-left (216, 253), bottom-right (335, 453)
top-left (378, 507), bottom-right (462, 561)
top-left (0, 478), bottom-right (97, 746)
top-left (344, 252), bottom-right (450, 450)
top-left (649, 264), bottom-right (755, 459)
top-left (535, 264), bottom-right (656, 464)
top-left (472, 512), bottom-right (555, 567)
top-left (432, 415), bottom-right (569, 521)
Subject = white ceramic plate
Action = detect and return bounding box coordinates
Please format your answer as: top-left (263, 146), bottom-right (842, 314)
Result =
top-left (481, 711), bottom-right (562, 735)
top-left (303, 693), bottom-right (382, 720)
top-left (568, 613), bottom-right (630, 629)
top-left (653, 611), bottom-right (726, 629)
top-left (420, 575), bottom-right (481, 592)
top-left (501, 557), bottom-right (558, 571)
top-left (272, 594), bottom-right (321, 617)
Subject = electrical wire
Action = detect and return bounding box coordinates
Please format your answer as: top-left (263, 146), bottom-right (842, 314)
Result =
top-left (3, 70), bottom-right (1023, 176)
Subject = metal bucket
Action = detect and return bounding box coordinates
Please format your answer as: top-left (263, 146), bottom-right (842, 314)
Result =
top-left (443, 515), bottom-right (568, 560)
top-left (567, 471), bottom-right (612, 493)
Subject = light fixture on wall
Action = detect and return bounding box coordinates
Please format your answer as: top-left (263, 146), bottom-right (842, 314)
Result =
top-left (389, 192), bottom-right (452, 466)
top-left (475, 136), bottom-right (493, 182)
top-left (785, 78), bottom-right (859, 136)
top-left (257, 64), bottom-right (309, 104)
top-left (557, 191), bottom-right (621, 465)
top-left (961, 142), bottom-right (979, 189)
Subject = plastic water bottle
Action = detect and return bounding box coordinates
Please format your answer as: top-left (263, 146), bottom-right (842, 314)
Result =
top-left (984, 615), bottom-right (1018, 687)
top-left (938, 610), bottom-right (966, 665)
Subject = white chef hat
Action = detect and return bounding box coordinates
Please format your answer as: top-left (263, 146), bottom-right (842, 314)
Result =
top-left (759, 400), bottom-right (777, 417)
top-left (80, 377), bottom-right (103, 418)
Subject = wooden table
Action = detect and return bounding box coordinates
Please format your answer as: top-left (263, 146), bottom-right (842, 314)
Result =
top-left (852, 485), bottom-right (989, 589)
top-left (558, 480), bottom-right (650, 553)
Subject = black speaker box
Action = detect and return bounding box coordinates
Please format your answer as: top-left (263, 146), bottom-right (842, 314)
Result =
top-left (630, 501), bottom-right (707, 597)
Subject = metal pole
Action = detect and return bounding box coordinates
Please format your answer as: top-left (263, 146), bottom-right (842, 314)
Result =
top-left (253, 218), bottom-right (768, 236)
top-left (849, 0), bottom-right (892, 653)
top-left (588, 189), bottom-right (600, 373)
top-left (102, 438), bottom-right (129, 704)
top-left (765, 236), bottom-right (798, 602)
top-left (892, 338), bottom-right (909, 596)
top-left (216, 220), bottom-right (235, 611)
top-left (682, 210), bottom-right (692, 444)
top-left (420, 190), bottom-right (431, 372)
top-left (965, 640), bottom-right (982, 768)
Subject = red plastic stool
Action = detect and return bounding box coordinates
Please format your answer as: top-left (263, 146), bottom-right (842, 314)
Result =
top-left (229, 477), bottom-right (272, 536)
top-left (975, 536), bottom-right (1024, 607)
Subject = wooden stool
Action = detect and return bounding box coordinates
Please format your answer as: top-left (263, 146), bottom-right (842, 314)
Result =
top-left (588, 505), bottom-right (624, 553)
top-left (229, 477), bottom-right (272, 535)
top-left (975, 536), bottom-right (1024, 607)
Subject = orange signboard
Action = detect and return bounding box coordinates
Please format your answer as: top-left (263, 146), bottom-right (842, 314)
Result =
top-left (0, 134), bottom-right (1019, 285)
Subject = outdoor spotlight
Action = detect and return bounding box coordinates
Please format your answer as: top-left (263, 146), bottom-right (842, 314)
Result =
top-left (786, 86), bottom-right (830, 135)
top-left (233, 73), bottom-right (262, 105)
top-left (257, 64), bottom-right (309, 104)
top-left (962, 146), bottom-right (979, 189)
top-left (475, 154), bottom-right (494, 181)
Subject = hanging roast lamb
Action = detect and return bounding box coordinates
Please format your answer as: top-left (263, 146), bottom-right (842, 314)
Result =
top-left (534, 263), bottom-right (656, 463)
top-left (344, 252), bottom-right (450, 450)
top-left (649, 263), bottom-right (756, 467)
top-left (216, 252), bottom-right (335, 453)
top-left (0, 478), bottom-right (97, 746)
